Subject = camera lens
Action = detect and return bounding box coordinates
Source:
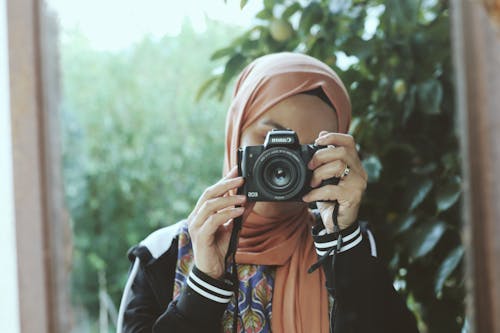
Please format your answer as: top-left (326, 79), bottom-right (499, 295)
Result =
top-left (253, 147), bottom-right (306, 201)
top-left (271, 167), bottom-right (289, 187)
top-left (264, 160), bottom-right (294, 189)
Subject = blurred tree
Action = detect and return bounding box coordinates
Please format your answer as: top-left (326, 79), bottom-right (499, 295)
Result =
top-left (202, 0), bottom-right (464, 332)
top-left (61, 19), bottom-right (241, 329)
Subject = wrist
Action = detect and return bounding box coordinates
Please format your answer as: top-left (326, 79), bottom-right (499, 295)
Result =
top-left (326, 219), bottom-right (356, 233)
top-left (195, 261), bottom-right (224, 280)
top-left (312, 221), bottom-right (363, 255)
top-left (338, 219), bottom-right (356, 232)
top-left (197, 269), bottom-right (224, 280)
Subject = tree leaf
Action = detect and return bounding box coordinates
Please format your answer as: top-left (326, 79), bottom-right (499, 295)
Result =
top-left (210, 46), bottom-right (235, 61)
top-left (389, 251), bottom-right (400, 271)
top-left (298, 2), bottom-right (323, 34)
top-left (436, 180), bottom-right (462, 213)
top-left (282, 3), bottom-right (301, 19)
top-left (217, 53), bottom-right (247, 99)
top-left (241, 38), bottom-right (260, 51)
top-left (256, 9), bottom-right (273, 20)
top-left (461, 318), bottom-right (470, 333)
top-left (394, 214), bottom-right (417, 235)
top-left (386, 0), bottom-right (418, 33)
top-left (398, 0), bottom-right (419, 24)
top-left (343, 36), bottom-right (372, 61)
top-left (418, 79), bottom-right (443, 114)
top-left (409, 220), bottom-right (446, 259)
top-left (402, 85), bottom-right (416, 124)
top-left (263, 0), bottom-right (274, 10)
top-left (222, 53), bottom-right (246, 83)
top-left (362, 155), bottom-right (383, 183)
top-left (412, 162), bottom-right (437, 175)
top-left (196, 76), bottom-right (219, 101)
top-left (441, 152), bottom-right (459, 173)
top-left (407, 179), bottom-right (433, 211)
top-left (240, 0), bottom-right (248, 10)
top-left (434, 246), bottom-right (464, 297)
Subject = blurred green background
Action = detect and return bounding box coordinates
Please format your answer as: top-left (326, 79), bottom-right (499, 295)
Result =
top-left (60, 0), bottom-right (465, 332)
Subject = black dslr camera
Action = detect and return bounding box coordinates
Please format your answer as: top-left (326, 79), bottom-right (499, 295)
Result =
top-left (237, 129), bottom-right (339, 201)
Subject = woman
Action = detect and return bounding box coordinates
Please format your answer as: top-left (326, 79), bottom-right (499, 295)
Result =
top-left (117, 52), bottom-right (419, 333)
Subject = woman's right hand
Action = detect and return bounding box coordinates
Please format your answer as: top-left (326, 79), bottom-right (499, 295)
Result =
top-left (188, 166), bottom-right (247, 279)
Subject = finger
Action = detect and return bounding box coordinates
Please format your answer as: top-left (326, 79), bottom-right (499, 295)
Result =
top-left (192, 195), bottom-right (246, 230)
top-left (198, 207), bottom-right (245, 240)
top-left (315, 132), bottom-right (356, 149)
top-left (224, 165), bottom-right (239, 179)
top-left (193, 176), bottom-right (244, 215)
top-left (315, 133), bottom-right (368, 180)
top-left (310, 160), bottom-right (346, 188)
top-left (302, 184), bottom-right (364, 206)
top-left (308, 146), bottom-right (362, 175)
top-left (210, 176), bottom-right (245, 199)
top-left (318, 130), bottom-right (329, 138)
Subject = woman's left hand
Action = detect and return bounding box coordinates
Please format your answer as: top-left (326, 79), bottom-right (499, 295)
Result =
top-left (302, 131), bottom-right (368, 233)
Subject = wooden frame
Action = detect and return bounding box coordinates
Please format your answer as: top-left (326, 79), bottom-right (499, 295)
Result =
top-left (451, 0), bottom-right (500, 332)
top-left (7, 0), bottom-right (71, 332)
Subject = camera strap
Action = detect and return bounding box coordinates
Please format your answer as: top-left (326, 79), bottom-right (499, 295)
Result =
top-left (225, 215), bottom-right (241, 333)
top-left (307, 201), bottom-right (342, 273)
top-left (307, 201), bottom-right (342, 333)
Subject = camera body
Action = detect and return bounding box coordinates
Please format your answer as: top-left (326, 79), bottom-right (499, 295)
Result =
top-left (237, 129), bottom-right (339, 201)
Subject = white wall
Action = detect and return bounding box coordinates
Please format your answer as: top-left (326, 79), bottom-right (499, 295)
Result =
top-left (0, 0), bottom-right (20, 331)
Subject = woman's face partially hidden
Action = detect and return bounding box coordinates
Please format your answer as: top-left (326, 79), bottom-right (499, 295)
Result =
top-left (239, 93), bottom-right (338, 218)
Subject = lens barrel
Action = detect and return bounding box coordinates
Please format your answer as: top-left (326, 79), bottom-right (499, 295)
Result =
top-left (253, 147), bottom-right (306, 201)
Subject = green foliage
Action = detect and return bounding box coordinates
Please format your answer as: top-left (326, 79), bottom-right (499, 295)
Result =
top-left (61, 20), bottom-right (240, 323)
top-left (204, 0), bottom-right (464, 332)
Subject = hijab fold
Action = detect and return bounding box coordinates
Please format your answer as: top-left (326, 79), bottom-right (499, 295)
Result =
top-left (223, 52), bottom-right (351, 333)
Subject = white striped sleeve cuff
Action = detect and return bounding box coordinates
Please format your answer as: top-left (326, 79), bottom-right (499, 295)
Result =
top-left (312, 222), bottom-right (363, 255)
top-left (187, 266), bottom-right (234, 304)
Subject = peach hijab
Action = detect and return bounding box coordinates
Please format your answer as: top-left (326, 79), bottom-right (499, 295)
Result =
top-left (223, 52), bottom-right (351, 333)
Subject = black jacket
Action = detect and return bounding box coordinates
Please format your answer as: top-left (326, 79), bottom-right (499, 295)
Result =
top-left (117, 220), bottom-right (419, 333)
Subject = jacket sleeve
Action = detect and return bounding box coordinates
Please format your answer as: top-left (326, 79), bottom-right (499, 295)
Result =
top-left (120, 250), bottom-right (234, 333)
top-left (312, 221), bottom-right (420, 333)
top-left (152, 266), bottom-right (234, 333)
